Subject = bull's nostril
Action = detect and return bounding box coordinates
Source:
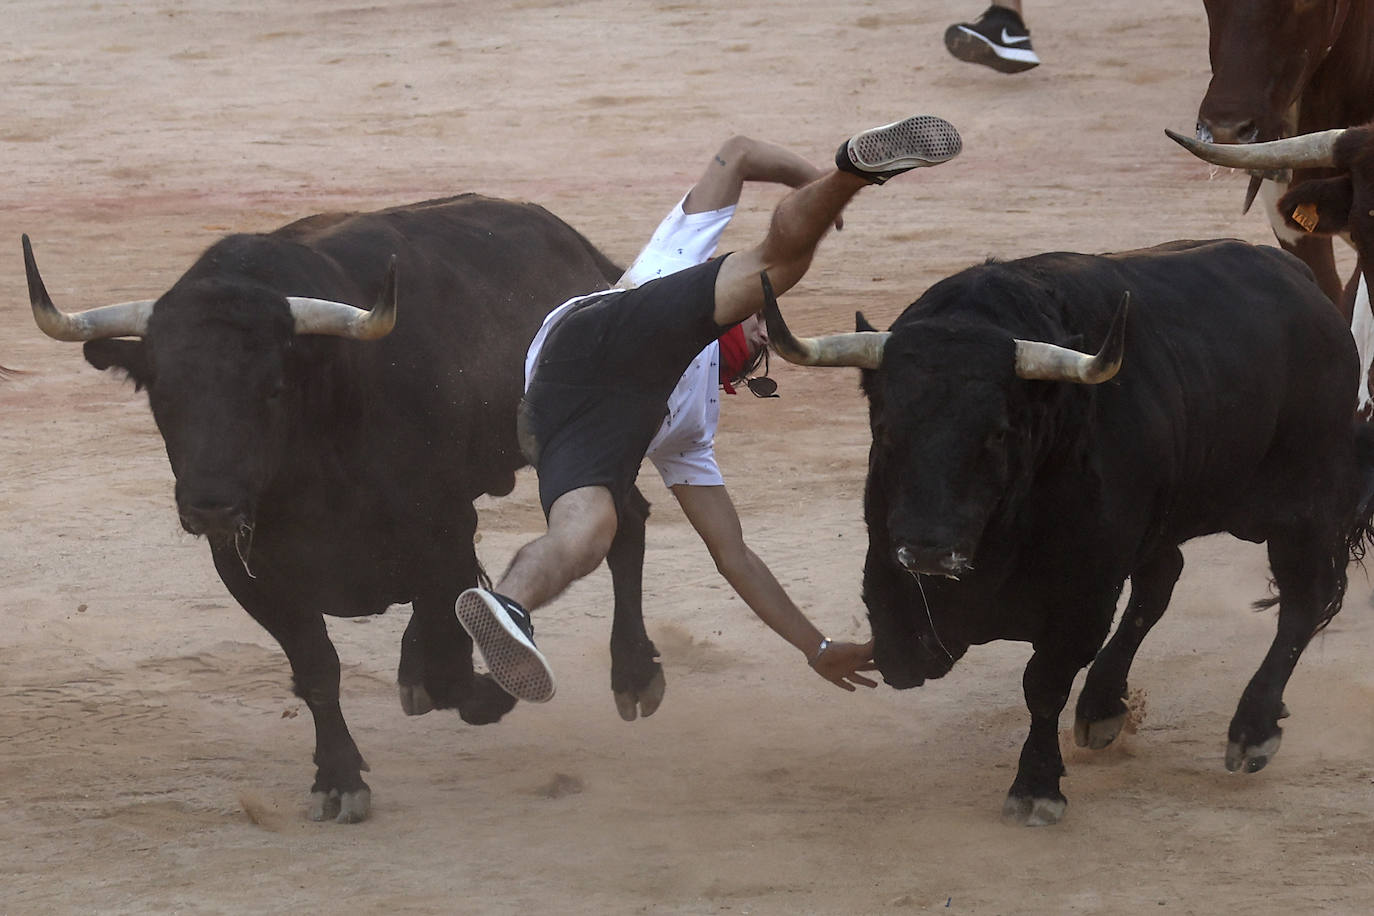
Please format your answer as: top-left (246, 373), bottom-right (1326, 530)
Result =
top-left (1195, 118), bottom-right (1260, 146)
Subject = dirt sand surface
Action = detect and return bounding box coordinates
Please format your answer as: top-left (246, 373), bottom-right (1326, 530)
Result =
top-left (4, 1), bottom-right (1373, 913)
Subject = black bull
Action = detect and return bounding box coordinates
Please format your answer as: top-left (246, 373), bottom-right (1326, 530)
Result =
top-left (24, 194), bottom-right (666, 823)
top-left (765, 239), bottom-right (1374, 825)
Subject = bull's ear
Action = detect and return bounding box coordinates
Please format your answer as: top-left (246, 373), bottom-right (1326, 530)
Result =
top-left (854, 312), bottom-right (881, 396)
top-left (84, 339), bottom-right (153, 390)
top-left (1278, 175), bottom-right (1354, 235)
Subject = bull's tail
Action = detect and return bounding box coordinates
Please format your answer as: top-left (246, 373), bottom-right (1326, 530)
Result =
top-left (1304, 420), bottom-right (1374, 635)
top-left (1347, 421), bottom-right (1374, 564)
top-left (1250, 422), bottom-right (1374, 631)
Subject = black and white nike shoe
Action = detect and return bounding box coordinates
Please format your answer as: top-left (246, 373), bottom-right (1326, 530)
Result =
top-left (835, 116), bottom-right (963, 185)
top-left (456, 588), bottom-right (556, 703)
top-left (944, 5), bottom-right (1041, 74)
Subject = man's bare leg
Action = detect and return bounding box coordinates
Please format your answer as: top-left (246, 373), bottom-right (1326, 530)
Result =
top-left (713, 115), bottom-right (962, 327)
top-left (456, 486), bottom-right (616, 703)
top-left (496, 486), bottom-right (618, 611)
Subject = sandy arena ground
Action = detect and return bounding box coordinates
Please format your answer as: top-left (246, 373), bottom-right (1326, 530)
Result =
top-left (3, 1), bottom-right (1373, 913)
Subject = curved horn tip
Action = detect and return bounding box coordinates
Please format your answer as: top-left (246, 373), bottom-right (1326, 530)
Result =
top-left (23, 235), bottom-right (54, 311)
top-left (378, 256), bottom-right (398, 304)
top-left (1164, 128), bottom-right (1210, 157)
top-left (22, 234), bottom-right (39, 278)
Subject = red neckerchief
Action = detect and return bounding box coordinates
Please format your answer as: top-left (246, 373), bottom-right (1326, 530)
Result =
top-left (717, 323), bottom-right (750, 394)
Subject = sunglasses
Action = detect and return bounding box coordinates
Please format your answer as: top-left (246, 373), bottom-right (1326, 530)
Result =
top-left (745, 349), bottom-right (779, 398)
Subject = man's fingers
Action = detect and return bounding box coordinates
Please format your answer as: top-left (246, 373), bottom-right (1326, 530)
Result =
top-left (832, 678), bottom-right (857, 692)
top-left (849, 672), bottom-right (878, 688)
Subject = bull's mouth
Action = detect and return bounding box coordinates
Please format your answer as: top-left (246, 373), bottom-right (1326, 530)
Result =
top-left (178, 504), bottom-right (258, 578)
top-left (881, 668), bottom-right (926, 690)
top-left (867, 555), bottom-right (969, 689)
top-left (876, 635), bottom-right (961, 688)
top-left (1192, 124), bottom-right (1291, 184)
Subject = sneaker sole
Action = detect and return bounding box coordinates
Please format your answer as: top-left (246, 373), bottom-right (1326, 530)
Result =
top-left (944, 25), bottom-right (1041, 74)
top-left (456, 590), bottom-right (556, 703)
top-left (849, 116), bottom-right (964, 173)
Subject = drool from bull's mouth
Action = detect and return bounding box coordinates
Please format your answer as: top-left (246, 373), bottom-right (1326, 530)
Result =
top-left (235, 522), bottom-right (257, 580)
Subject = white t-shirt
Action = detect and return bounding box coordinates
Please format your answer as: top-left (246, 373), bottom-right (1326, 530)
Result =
top-left (525, 197), bottom-right (736, 489)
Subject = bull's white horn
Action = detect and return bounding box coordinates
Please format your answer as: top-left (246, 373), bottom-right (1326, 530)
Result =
top-left (24, 235), bottom-right (154, 341)
top-left (287, 256), bottom-right (398, 340)
top-left (1014, 292), bottom-right (1128, 384)
top-left (760, 270), bottom-right (889, 369)
top-left (1165, 127), bottom-right (1343, 170)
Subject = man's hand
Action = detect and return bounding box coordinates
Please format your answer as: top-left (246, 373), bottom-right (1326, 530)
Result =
top-left (811, 639), bottom-right (877, 691)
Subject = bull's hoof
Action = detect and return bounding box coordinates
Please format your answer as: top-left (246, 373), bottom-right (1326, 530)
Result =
top-left (1001, 792), bottom-right (1067, 827)
top-left (309, 786), bottom-right (372, 824)
top-left (1073, 712), bottom-right (1127, 750)
top-left (398, 683), bottom-right (435, 716)
top-left (1225, 732), bottom-right (1282, 773)
top-left (457, 673), bottom-right (518, 725)
top-left (614, 668), bottom-right (666, 721)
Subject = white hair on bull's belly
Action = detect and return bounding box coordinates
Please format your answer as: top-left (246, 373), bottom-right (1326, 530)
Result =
top-left (1352, 273), bottom-right (1374, 416)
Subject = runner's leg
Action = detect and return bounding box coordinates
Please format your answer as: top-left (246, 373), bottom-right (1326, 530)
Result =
top-left (496, 485), bottom-right (618, 612)
top-left (713, 116), bottom-right (961, 327)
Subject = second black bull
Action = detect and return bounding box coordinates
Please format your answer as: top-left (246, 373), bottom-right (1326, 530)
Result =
top-left (25, 194), bottom-right (664, 823)
top-left (764, 238), bottom-right (1374, 825)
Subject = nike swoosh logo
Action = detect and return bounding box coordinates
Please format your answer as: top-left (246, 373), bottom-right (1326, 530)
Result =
top-left (1000, 29), bottom-right (1031, 44)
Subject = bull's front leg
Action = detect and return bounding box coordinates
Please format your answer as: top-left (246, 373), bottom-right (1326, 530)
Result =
top-left (606, 485), bottom-right (664, 721)
top-left (1005, 609), bottom-right (1113, 827)
top-left (212, 546), bottom-right (370, 823)
top-left (1004, 650), bottom-right (1075, 827)
top-left (1075, 548), bottom-right (1182, 749)
top-left (400, 591), bottom-right (516, 726)
top-left (397, 504), bottom-right (516, 725)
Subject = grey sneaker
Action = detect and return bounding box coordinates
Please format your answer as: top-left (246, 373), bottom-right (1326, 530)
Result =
top-left (456, 588), bottom-right (556, 703)
top-left (835, 116), bottom-right (963, 184)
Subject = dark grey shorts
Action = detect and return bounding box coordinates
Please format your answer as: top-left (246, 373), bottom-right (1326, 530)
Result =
top-left (520, 255), bottom-right (729, 519)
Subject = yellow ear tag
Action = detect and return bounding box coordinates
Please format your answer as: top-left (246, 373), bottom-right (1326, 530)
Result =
top-left (1291, 202), bottom-right (1319, 232)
